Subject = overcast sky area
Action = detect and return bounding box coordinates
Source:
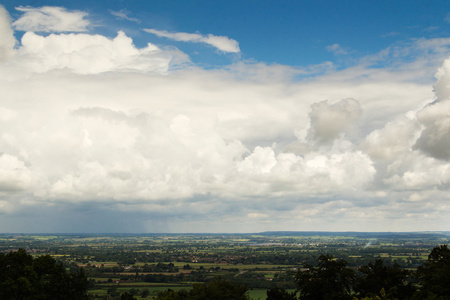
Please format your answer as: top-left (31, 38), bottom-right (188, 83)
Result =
top-left (1, 1), bottom-right (450, 233)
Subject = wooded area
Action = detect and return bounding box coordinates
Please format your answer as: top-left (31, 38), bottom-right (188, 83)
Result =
top-left (0, 232), bottom-right (449, 299)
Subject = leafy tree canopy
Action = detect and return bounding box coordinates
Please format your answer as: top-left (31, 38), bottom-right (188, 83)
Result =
top-left (295, 254), bottom-right (356, 300)
top-left (156, 277), bottom-right (249, 300)
top-left (415, 244), bottom-right (450, 299)
top-left (355, 259), bottom-right (415, 299)
top-left (0, 248), bottom-right (88, 300)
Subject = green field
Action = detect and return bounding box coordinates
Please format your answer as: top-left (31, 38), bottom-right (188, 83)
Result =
top-left (1, 232), bottom-right (448, 299)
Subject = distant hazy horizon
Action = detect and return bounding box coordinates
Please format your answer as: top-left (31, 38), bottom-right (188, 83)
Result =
top-left (1, 1), bottom-right (450, 233)
top-left (2, 231), bottom-right (450, 235)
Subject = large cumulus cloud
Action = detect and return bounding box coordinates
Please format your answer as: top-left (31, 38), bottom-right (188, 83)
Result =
top-left (13, 31), bottom-right (188, 74)
top-left (413, 59), bottom-right (450, 160)
top-left (359, 57), bottom-right (450, 199)
top-left (307, 98), bottom-right (362, 145)
top-left (1, 5), bottom-right (450, 232)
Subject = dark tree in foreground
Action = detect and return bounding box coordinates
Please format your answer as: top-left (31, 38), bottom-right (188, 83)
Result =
top-left (267, 245), bottom-right (450, 300)
top-left (414, 244), bottom-right (450, 299)
top-left (295, 254), bottom-right (355, 300)
top-left (156, 277), bottom-right (249, 300)
top-left (156, 288), bottom-right (187, 300)
top-left (355, 259), bottom-right (415, 299)
top-left (120, 292), bottom-right (137, 300)
top-left (266, 286), bottom-right (297, 300)
top-left (141, 288), bottom-right (150, 298)
top-left (0, 248), bottom-right (88, 300)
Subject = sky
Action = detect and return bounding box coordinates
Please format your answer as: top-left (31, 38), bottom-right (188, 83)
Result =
top-left (0, 1), bottom-right (450, 233)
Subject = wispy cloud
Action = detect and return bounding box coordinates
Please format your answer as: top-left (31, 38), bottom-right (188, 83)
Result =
top-left (422, 26), bottom-right (439, 32)
top-left (326, 43), bottom-right (348, 55)
top-left (12, 6), bottom-right (89, 32)
top-left (144, 28), bottom-right (240, 53)
top-left (445, 13), bottom-right (450, 23)
top-left (381, 31), bottom-right (400, 38)
top-left (109, 9), bottom-right (140, 23)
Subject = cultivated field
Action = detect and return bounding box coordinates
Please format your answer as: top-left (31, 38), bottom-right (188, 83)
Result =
top-left (1, 231), bottom-right (448, 299)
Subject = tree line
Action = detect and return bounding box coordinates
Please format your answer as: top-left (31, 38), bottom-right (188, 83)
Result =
top-left (286, 244), bottom-right (450, 300)
top-left (155, 245), bottom-right (450, 300)
top-left (1, 245), bottom-right (449, 299)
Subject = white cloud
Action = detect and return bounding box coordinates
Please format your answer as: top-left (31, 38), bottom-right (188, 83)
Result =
top-left (109, 9), bottom-right (140, 23)
top-left (247, 212), bottom-right (268, 219)
top-left (144, 28), bottom-right (240, 53)
top-left (433, 57), bottom-right (450, 102)
top-left (1, 5), bottom-right (450, 232)
top-left (0, 153), bottom-right (32, 192)
top-left (381, 32), bottom-right (400, 38)
top-left (363, 115), bottom-right (421, 161)
top-left (13, 30), bottom-right (188, 74)
top-left (414, 104), bottom-right (450, 160)
top-left (0, 6), bottom-right (15, 61)
top-left (445, 13), bottom-right (450, 23)
top-left (412, 57), bottom-right (450, 160)
top-left (238, 147), bottom-right (277, 174)
top-left (13, 6), bottom-right (90, 32)
top-left (326, 43), bottom-right (348, 55)
top-left (307, 98), bottom-right (362, 145)
top-left (423, 26), bottom-right (439, 33)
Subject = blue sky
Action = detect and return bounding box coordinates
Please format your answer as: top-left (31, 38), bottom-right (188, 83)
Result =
top-left (0, 1), bottom-right (450, 233)
top-left (4, 0), bottom-right (450, 67)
